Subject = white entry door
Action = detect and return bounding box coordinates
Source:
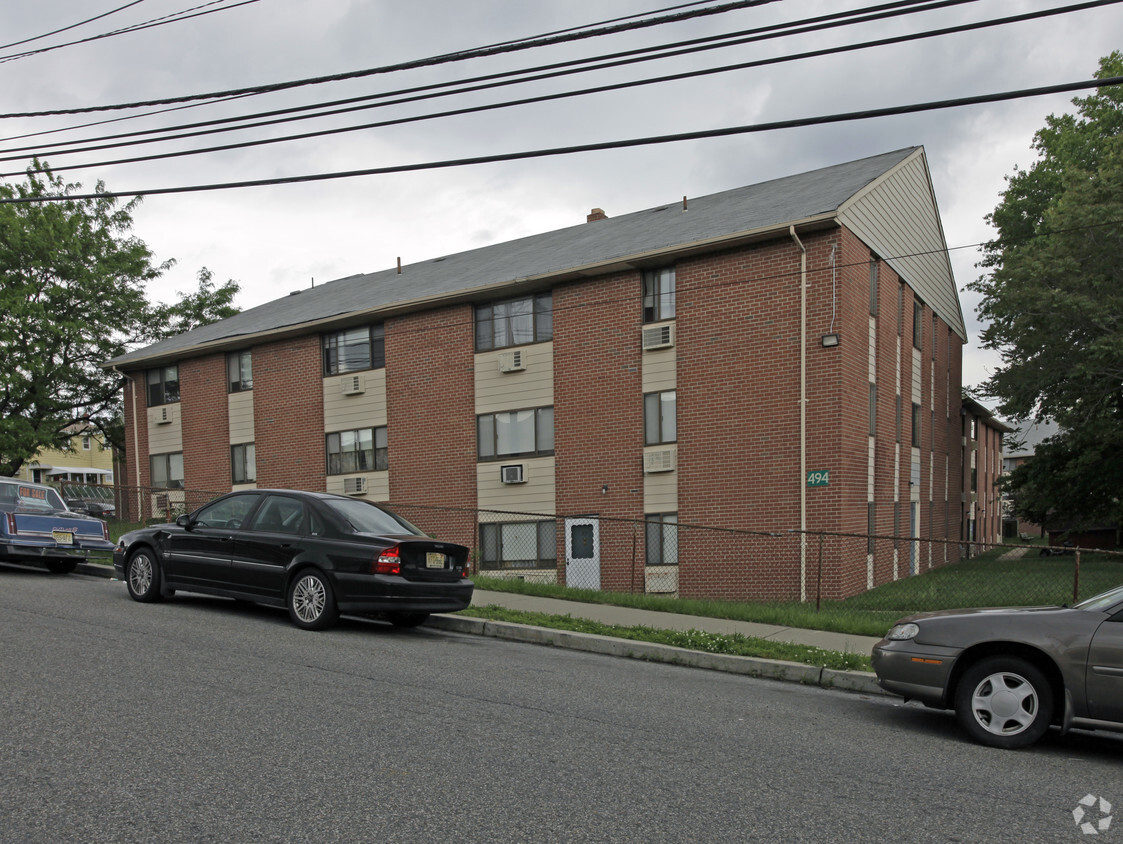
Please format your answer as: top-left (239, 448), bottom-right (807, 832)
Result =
top-left (565, 517), bottom-right (600, 590)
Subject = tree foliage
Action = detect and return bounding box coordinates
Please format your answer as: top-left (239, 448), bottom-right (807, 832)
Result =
top-left (970, 53), bottom-right (1123, 530)
top-left (0, 164), bottom-right (240, 476)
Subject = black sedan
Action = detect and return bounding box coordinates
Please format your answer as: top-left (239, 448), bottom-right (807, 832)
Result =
top-left (113, 489), bottom-right (473, 630)
top-left (871, 584), bottom-right (1123, 748)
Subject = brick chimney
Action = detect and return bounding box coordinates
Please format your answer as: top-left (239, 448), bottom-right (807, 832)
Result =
top-left (586, 207), bottom-right (607, 223)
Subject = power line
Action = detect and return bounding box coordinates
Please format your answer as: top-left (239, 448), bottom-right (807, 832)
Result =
top-left (1, 0), bottom-right (968, 157)
top-left (0, 0), bottom-right (150, 50)
top-left (0, 0), bottom-right (781, 117)
top-left (4, 75), bottom-right (1121, 204)
top-left (6, 0), bottom-right (1114, 177)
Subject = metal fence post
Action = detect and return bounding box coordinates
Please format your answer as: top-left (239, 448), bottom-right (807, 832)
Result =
top-left (1073, 549), bottom-right (1081, 605)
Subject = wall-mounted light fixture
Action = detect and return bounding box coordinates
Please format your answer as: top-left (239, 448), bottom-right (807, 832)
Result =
top-left (821, 333), bottom-right (841, 348)
top-left (601, 484), bottom-right (608, 495)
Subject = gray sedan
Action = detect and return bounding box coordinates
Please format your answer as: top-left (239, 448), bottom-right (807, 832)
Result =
top-left (871, 584), bottom-right (1123, 748)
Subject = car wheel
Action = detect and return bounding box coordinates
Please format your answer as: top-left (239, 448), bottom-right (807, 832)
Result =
top-left (287, 570), bottom-right (339, 631)
top-left (44, 559), bottom-right (78, 574)
top-left (388, 612), bottom-right (429, 629)
top-left (954, 656), bottom-right (1054, 749)
top-left (125, 548), bottom-right (165, 603)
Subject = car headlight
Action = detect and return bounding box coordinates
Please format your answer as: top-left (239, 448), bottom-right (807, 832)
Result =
top-left (885, 622), bottom-right (920, 641)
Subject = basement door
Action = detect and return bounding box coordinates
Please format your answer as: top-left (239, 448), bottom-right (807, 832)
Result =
top-left (565, 516), bottom-right (600, 591)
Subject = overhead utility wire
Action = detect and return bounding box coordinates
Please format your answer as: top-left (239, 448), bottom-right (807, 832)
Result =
top-left (9, 1), bottom-right (1113, 177)
top-left (0, 0), bottom-right (150, 50)
top-left (0, 0), bottom-right (781, 117)
top-left (4, 76), bottom-right (1121, 204)
top-left (0, 0), bottom-right (261, 65)
top-left (3, 0), bottom-right (964, 155)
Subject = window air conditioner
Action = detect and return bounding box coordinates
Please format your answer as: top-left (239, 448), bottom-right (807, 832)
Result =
top-left (498, 350), bottom-right (526, 373)
top-left (643, 449), bottom-right (677, 473)
top-left (156, 406), bottom-right (173, 425)
top-left (341, 374), bottom-right (365, 396)
top-left (641, 323), bottom-right (675, 351)
top-left (500, 464), bottom-right (526, 484)
top-left (343, 476), bottom-right (368, 495)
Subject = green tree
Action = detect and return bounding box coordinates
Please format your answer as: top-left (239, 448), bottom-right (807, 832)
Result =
top-left (970, 53), bottom-right (1123, 530)
top-left (0, 164), bottom-right (240, 476)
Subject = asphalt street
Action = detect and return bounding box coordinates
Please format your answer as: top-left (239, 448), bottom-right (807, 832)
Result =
top-left (1, 568), bottom-right (1120, 843)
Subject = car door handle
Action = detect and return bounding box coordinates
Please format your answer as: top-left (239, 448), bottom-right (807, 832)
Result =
top-left (279, 543), bottom-right (293, 549)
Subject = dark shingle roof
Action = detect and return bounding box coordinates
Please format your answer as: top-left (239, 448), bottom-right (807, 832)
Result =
top-left (108, 147), bottom-right (919, 368)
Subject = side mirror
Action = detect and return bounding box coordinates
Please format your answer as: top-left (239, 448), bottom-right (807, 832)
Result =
top-left (175, 513), bottom-right (194, 529)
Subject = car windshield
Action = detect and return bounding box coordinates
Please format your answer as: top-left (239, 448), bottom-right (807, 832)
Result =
top-left (1074, 584), bottom-right (1123, 612)
top-left (0, 482), bottom-right (67, 511)
top-left (323, 498), bottom-right (423, 536)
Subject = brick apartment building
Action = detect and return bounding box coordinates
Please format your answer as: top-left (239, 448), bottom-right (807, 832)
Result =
top-left (106, 146), bottom-right (973, 602)
top-left (961, 397), bottom-right (1012, 546)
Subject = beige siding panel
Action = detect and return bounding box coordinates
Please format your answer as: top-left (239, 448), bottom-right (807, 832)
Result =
top-left (643, 466), bottom-right (678, 512)
top-left (323, 369), bottom-right (388, 431)
top-left (478, 456), bottom-right (556, 516)
top-left (231, 482), bottom-right (257, 492)
top-left (641, 330), bottom-right (677, 393)
top-left (475, 343), bottom-right (553, 415)
top-left (838, 150), bottom-right (965, 339)
top-left (911, 348), bottom-right (922, 404)
top-left (325, 471), bottom-right (390, 501)
top-left (147, 406), bottom-right (183, 453)
top-left (228, 391), bottom-right (255, 443)
top-left (645, 566), bottom-right (678, 594)
top-left (868, 316), bottom-right (877, 380)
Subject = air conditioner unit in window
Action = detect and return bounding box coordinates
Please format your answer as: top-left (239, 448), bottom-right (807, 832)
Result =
top-left (641, 323), bottom-right (675, 351)
top-left (500, 464), bottom-right (526, 484)
top-left (643, 449), bottom-right (677, 473)
top-left (156, 406), bottom-right (173, 425)
top-left (497, 350), bottom-right (525, 373)
top-left (341, 374), bottom-right (365, 396)
top-left (343, 476), bottom-right (368, 495)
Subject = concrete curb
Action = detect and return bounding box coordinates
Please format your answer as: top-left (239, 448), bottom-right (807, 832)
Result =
top-left (429, 614), bottom-right (886, 696)
top-left (80, 560), bottom-right (884, 696)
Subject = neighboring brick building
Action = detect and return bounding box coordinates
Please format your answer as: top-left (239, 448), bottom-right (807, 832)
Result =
top-left (961, 397), bottom-right (1013, 547)
top-left (106, 147), bottom-right (972, 601)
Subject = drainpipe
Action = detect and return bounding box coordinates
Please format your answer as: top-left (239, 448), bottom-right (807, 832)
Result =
top-left (789, 226), bottom-right (807, 603)
top-left (113, 366), bottom-right (142, 522)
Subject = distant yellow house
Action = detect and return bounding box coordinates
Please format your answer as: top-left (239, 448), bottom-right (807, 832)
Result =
top-left (17, 424), bottom-right (115, 486)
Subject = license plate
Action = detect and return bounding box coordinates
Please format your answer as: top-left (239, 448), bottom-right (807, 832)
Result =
top-left (52, 530), bottom-right (75, 546)
top-left (425, 552), bottom-right (445, 569)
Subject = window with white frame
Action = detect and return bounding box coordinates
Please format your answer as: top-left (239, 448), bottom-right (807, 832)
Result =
top-left (323, 325), bottom-right (385, 376)
top-left (227, 350), bottom-right (253, 392)
top-left (231, 442), bottom-right (256, 484)
top-left (326, 427), bottom-right (388, 475)
top-left (474, 292), bottom-right (552, 351)
top-left (477, 407), bottom-right (553, 460)
top-left (643, 267), bottom-right (675, 323)
top-left (479, 521), bottom-right (557, 569)
top-left (645, 513), bottom-right (678, 566)
top-left (644, 390), bottom-right (677, 445)
top-left (150, 452), bottom-right (184, 489)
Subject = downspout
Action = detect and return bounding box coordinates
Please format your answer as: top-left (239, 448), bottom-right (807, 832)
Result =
top-left (113, 366), bottom-right (142, 522)
top-left (789, 226), bottom-right (807, 603)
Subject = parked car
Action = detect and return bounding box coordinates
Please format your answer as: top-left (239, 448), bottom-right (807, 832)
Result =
top-left (0, 478), bottom-right (115, 574)
top-left (113, 489), bottom-right (474, 630)
top-left (871, 584), bottom-right (1123, 748)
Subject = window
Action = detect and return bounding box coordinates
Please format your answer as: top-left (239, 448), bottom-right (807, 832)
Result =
top-left (227, 350), bottom-right (253, 392)
top-left (326, 427), bottom-right (388, 475)
top-left (246, 495), bottom-right (307, 534)
top-left (323, 325), bottom-right (385, 376)
top-left (897, 283), bottom-right (905, 335)
top-left (81, 435), bottom-right (92, 451)
top-left (146, 365), bottom-right (179, 406)
top-left (231, 443), bottom-right (256, 484)
top-left (913, 299), bottom-right (924, 350)
top-left (911, 403), bottom-right (922, 448)
top-left (644, 391), bottom-right (677, 445)
top-left (643, 268), bottom-right (676, 323)
top-left (193, 493), bottom-right (260, 529)
top-left (868, 382), bottom-right (877, 437)
top-left (479, 521), bottom-right (556, 569)
top-left (868, 257), bottom-right (879, 316)
top-left (475, 293), bottom-right (552, 351)
top-left (477, 407), bottom-right (553, 460)
top-left (150, 452), bottom-right (184, 489)
top-left (645, 513), bottom-right (679, 566)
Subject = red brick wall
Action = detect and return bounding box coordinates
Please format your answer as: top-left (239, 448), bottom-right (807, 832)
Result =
top-left (179, 353), bottom-right (230, 493)
top-left (554, 272), bottom-right (646, 591)
top-left (253, 335), bottom-right (326, 491)
top-left (385, 305), bottom-right (477, 549)
top-left (120, 373), bottom-right (150, 520)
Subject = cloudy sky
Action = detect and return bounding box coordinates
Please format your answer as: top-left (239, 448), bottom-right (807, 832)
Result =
top-left (2, 0), bottom-right (1120, 394)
